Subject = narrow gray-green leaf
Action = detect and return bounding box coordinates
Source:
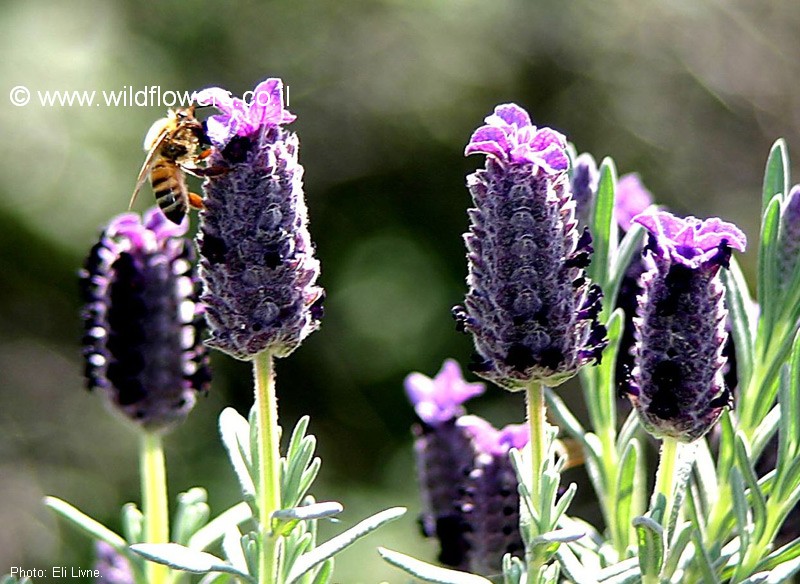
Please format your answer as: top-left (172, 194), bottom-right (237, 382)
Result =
top-left (739, 555), bottom-right (800, 584)
top-left (756, 195), bottom-right (782, 357)
top-left (730, 468), bottom-right (752, 553)
top-left (756, 536), bottom-right (800, 573)
top-left (218, 408), bottom-right (255, 499)
top-left (130, 543), bottom-right (253, 581)
top-left (273, 501), bottom-right (343, 522)
top-left (662, 522), bottom-right (693, 578)
top-left (762, 138), bottom-right (788, 213)
top-left (555, 544), bottom-right (599, 584)
top-left (722, 256), bottom-right (755, 388)
top-left (615, 440), bottom-right (639, 550)
top-left (121, 502), bottom-right (143, 544)
top-left (378, 548), bottom-right (493, 584)
top-left (189, 501), bottom-right (252, 551)
top-left (734, 433), bottom-right (767, 543)
top-left (43, 496), bottom-right (127, 550)
top-left (588, 157), bottom-right (618, 290)
top-left (310, 559), bottom-right (333, 584)
top-left (690, 527), bottom-right (721, 584)
top-left (632, 516), bottom-right (664, 577)
top-left (606, 224), bottom-right (645, 311)
top-left (286, 507), bottom-right (405, 583)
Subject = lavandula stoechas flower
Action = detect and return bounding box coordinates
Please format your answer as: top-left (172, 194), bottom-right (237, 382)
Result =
top-left (406, 359), bottom-right (526, 575)
top-left (195, 79), bottom-right (323, 360)
top-left (453, 104), bottom-right (606, 390)
top-left (629, 208), bottom-right (746, 441)
top-left (80, 209), bottom-right (210, 432)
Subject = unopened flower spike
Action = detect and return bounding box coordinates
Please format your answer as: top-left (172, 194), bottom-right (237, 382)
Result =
top-left (405, 359), bottom-right (526, 575)
top-left (570, 152), bottom-right (598, 228)
top-left (453, 103), bottom-right (607, 390)
top-left (80, 208), bottom-right (210, 432)
top-left (195, 78), bottom-right (323, 359)
top-left (778, 184), bottom-right (800, 291)
top-left (629, 208), bottom-right (746, 441)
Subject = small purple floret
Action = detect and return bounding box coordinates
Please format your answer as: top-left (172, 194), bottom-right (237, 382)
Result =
top-left (405, 359), bottom-right (485, 426)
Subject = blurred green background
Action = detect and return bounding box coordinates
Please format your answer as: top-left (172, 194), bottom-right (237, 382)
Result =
top-left (1, 0), bottom-right (798, 581)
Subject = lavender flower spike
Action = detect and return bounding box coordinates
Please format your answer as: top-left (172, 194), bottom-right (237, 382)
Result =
top-left (630, 208), bottom-right (746, 442)
top-left (778, 184), bottom-right (800, 291)
top-left (405, 360), bottom-right (526, 574)
top-left (80, 208), bottom-right (210, 432)
top-left (195, 78), bottom-right (323, 359)
top-left (454, 103), bottom-right (606, 390)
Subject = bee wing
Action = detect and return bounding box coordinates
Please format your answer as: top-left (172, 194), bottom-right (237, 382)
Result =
top-left (128, 129), bottom-right (171, 210)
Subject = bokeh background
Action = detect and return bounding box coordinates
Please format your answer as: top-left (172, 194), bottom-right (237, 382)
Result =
top-left (1, 0), bottom-right (799, 581)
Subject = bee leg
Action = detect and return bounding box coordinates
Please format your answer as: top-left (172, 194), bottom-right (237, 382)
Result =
top-left (182, 164), bottom-right (229, 178)
top-left (188, 192), bottom-right (204, 210)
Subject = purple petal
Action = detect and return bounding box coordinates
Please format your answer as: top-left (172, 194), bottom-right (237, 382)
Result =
top-left (528, 127), bottom-right (567, 153)
top-left (195, 87), bottom-right (234, 114)
top-left (633, 208), bottom-right (747, 267)
top-left (488, 103), bottom-right (531, 129)
top-left (615, 174), bottom-right (654, 231)
top-left (204, 115), bottom-right (238, 150)
top-left (497, 423), bottom-right (529, 451)
top-left (405, 359), bottom-right (485, 425)
top-left (249, 78), bottom-right (296, 129)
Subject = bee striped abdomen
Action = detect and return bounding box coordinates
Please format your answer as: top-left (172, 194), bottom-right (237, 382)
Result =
top-left (150, 160), bottom-right (188, 224)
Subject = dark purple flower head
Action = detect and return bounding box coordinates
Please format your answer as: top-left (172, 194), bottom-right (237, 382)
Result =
top-left (629, 208), bottom-right (746, 441)
top-left (615, 173), bottom-right (654, 232)
top-left (80, 208), bottom-right (210, 433)
top-left (196, 78), bottom-right (323, 360)
top-left (454, 104), bottom-right (606, 390)
top-left (196, 78), bottom-right (297, 150)
top-left (405, 359), bottom-right (485, 426)
top-left (93, 541), bottom-right (134, 584)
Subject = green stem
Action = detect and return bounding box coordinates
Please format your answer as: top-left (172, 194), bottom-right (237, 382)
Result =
top-left (253, 351), bottom-right (281, 584)
top-left (526, 381), bottom-right (546, 503)
top-left (652, 437), bottom-right (680, 534)
top-left (140, 431), bottom-right (170, 584)
top-left (525, 381), bottom-right (547, 584)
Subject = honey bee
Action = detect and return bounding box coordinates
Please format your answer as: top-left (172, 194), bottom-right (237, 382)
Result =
top-left (129, 105), bottom-right (214, 224)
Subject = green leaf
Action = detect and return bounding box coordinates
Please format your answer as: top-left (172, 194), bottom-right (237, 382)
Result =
top-left (762, 138), bottom-right (789, 214)
top-left (776, 329), bottom-right (800, 499)
top-left (586, 309), bottom-right (623, 439)
top-left (632, 515), bottom-right (664, 578)
top-left (588, 157), bottom-right (618, 290)
top-left (555, 544), bottom-right (599, 584)
top-left (130, 543), bottom-right (254, 582)
top-left (173, 488), bottom-right (210, 546)
top-left (614, 439), bottom-right (640, 550)
top-left (286, 507), bottom-right (405, 583)
top-left (551, 483), bottom-right (577, 526)
top-left (218, 408), bottom-right (256, 500)
top-left (378, 548), bottom-right (493, 584)
top-left (739, 555), bottom-right (800, 584)
top-left (605, 224), bottom-right (645, 311)
top-left (757, 536), bottom-right (800, 574)
top-left (733, 433), bottom-right (767, 543)
top-left (310, 559), bottom-right (333, 584)
top-left (662, 521), bottom-right (693, 578)
top-left (43, 496), bottom-right (127, 550)
top-left (722, 256), bottom-right (755, 388)
top-left (273, 501), bottom-right (343, 522)
top-left (730, 468), bottom-right (752, 553)
top-left (689, 527), bottom-right (721, 584)
top-left (221, 527), bottom-right (247, 574)
top-left (188, 502), bottom-right (252, 551)
top-left (756, 194), bottom-right (782, 357)
top-left (121, 502), bottom-right (143, 544)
